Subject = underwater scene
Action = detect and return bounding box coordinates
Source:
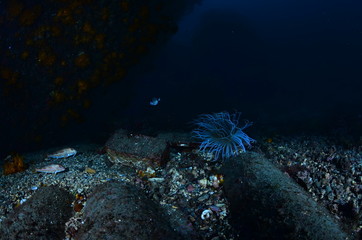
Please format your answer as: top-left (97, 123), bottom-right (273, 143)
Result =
top-left (0, 0), bottom-right (361, 239)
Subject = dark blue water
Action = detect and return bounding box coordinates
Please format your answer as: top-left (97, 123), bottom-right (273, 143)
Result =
top-left (120, 0), bottom-right (362, 136)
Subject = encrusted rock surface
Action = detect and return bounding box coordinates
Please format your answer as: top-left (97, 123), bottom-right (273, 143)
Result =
top-left (74, 182), bottom-right (184, 240)
top-left (259, 136), bottom-right (362, 238)
top-left (0, 186), bottom-right (73, 240)
top-left (221, 152), bottom-right (350, 240)
top-left (105, 129), bottom-right (169, 167)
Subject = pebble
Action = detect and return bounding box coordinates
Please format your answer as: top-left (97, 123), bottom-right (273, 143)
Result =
top-left (201, 209), bottom-right (212, 220)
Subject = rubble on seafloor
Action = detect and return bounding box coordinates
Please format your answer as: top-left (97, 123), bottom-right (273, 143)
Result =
top-left (0, 130), bottom-right (236, 239)
top-left (0, 131), bottom-right (361, 239)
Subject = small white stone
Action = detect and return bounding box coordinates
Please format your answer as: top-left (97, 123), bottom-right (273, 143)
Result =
top-left (201, 209), bottom-right (212, 220)
top-left (148, 177), bottom-right (165, 183)
top-left (198, 179), bottom-right (208, 188)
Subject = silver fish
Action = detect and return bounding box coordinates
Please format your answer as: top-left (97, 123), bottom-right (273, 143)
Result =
top-left (35, 164), bottom-right (66, 174)
top-left (47, 148), bottom-right (77, 159)
top-left (149, 97), bottom-right (160, 106)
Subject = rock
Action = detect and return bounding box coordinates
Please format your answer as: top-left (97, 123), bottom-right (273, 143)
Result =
top-left (220, 152), bottom-right (351, 240)
top-left (105, 129), bottom-right (169, 168)
top-left (75, 182), bottom-right (184, 240)
top-left (0, 186), bottom-right (73, 240)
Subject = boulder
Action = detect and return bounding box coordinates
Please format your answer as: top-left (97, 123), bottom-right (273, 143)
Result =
top-left (75, 182), bottom-right (184, 240)
top-left (0, 186), bottom-right (73, 240)
top-left (220, 152), bottom-right (351, 240)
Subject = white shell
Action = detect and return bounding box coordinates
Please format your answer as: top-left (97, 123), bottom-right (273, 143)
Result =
top-left (201, 209), bottom-right (212, 220)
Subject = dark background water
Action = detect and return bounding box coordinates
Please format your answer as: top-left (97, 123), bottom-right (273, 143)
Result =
top-left (118, 0), bottom-right (362, 137)
top-left (1, 0), bottom-right (362, 156)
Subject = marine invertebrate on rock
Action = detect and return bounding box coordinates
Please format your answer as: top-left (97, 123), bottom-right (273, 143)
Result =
top-left (192, 112), bottom-right (255, 161)
top-left (3, 153), bottom-right (26, 175)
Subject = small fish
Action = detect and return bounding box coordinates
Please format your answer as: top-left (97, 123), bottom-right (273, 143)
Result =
top-left (47, 148), bottom-right (77, 159)
top-left (149, 97), bottom-right (160, 106)
top-left (35, 164), bottom-right (66, 174)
